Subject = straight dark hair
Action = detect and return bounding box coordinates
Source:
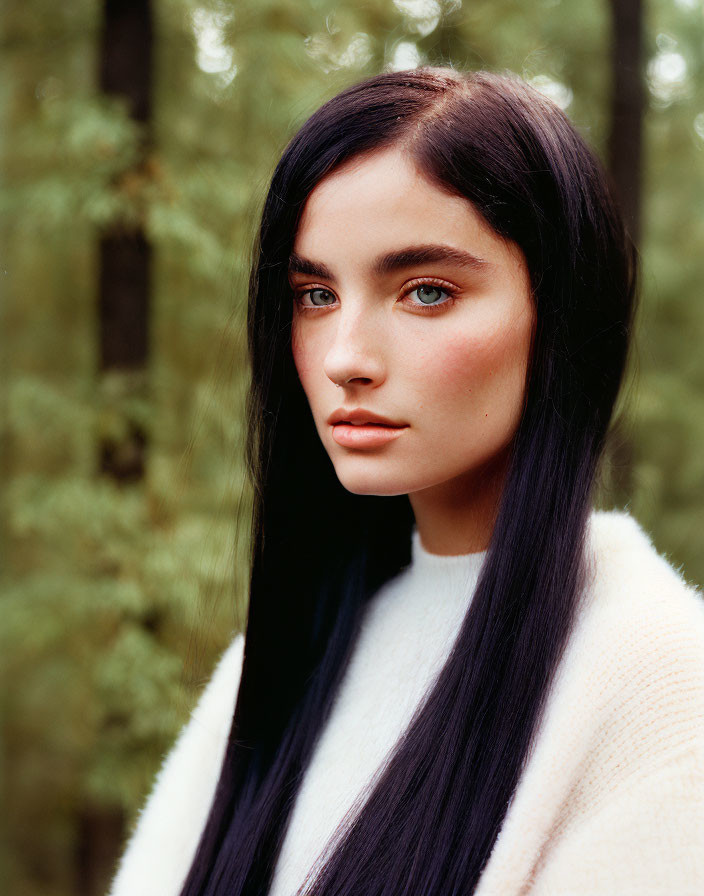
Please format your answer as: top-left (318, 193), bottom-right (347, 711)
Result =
top-left (179, 66), bottom-right (638, 895)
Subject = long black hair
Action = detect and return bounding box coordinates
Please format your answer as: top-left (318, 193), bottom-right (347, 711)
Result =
top-left (179, 66), bottom-right (638, 895)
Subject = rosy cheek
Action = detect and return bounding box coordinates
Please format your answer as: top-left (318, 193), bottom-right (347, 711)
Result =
top-left (421, 333), bottom-right (499, 388)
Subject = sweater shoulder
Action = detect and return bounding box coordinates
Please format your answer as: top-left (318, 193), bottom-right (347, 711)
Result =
top-left (585, 508), bottom-right (704, 640)
top-left (521, 516), bottom-right (704, 892)
top-left (107, 631), bottom-right (245, 896)
top-left (521, 509), bottom-right (704, 779)
top-left (572, 509), bottom-right (704, 738)
top-left (476, 512), bottom-right (704, 895)
top-left (186, 631), bottom-right (246, 738)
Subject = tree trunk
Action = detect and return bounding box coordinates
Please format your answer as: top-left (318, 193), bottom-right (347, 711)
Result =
top-left (607, 0), bottom-right (644, 249)
top-left (97, 0), bottom-right (154, 483)
top-left (79, 2), bottom-right (154, 893)
top-left (75, 804), bottom-right (127, 896)
top-left (604, 0), bottom-right (644, 504)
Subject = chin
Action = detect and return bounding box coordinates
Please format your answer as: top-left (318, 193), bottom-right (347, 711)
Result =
top-left (333, 464), bottom-right (422, 497)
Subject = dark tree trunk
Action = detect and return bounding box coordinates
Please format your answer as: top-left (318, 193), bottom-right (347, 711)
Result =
top-left (604, 0), bottom-right (645, 503)
top-left (80, 3), bottom-right (154, 893)
top-left (96, 0), bottom-right (154, 483)
top-left (607, 0), bottom-right (645, 249)
top-left (74, 804), bottom-right (127, 896)
top-left (99, 0), bottom-right (153, 125)
top-left (98, 231), bottom-right (151, 371)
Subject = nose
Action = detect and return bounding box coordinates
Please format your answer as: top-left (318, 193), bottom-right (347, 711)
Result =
top-left (323, 303), bottom-right (386, 388)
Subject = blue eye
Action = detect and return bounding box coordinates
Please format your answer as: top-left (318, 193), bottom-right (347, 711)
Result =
top-left (402, 280), bottom-right (458, 314)
top-left (306, 288), bottom-right (335, 306)
top-left (410, 284), bottom-right (449, 305)
top-left (295, 287), bottom-right (336, 309)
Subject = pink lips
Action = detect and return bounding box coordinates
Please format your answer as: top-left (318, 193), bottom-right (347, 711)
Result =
top-left (331, 423), bottom-right (408, 448)
top-left (328, 407), bottom-right (409, 449)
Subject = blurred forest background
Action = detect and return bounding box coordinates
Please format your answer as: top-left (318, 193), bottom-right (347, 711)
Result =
top-left (1, 0), bottom-right (703, 893)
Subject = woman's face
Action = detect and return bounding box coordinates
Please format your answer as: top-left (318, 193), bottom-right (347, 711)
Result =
top-left (289, 145), bottom-right (535, 503)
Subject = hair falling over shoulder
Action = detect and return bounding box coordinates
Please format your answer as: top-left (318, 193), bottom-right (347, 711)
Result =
top-left (178, 66), bottom-right (638, 896)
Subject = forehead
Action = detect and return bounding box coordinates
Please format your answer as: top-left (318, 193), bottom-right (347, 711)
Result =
top-left (296, 147), bottom-right (476, 235)
top-left (292, 146), bottom-right (521, 275)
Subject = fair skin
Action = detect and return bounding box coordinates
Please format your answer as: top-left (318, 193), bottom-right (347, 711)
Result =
top-left (289, 146), bottom-right (535, 555)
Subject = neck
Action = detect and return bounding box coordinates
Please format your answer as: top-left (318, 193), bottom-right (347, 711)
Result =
top-left (408, 448), bottom-right (509, 555)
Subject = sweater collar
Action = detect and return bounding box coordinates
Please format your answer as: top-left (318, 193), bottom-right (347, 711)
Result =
top-left (410, 524), bottom-right (488, 577)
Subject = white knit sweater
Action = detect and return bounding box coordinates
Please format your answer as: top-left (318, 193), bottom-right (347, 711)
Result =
top-left (107, 509), bottom-right (704, 895)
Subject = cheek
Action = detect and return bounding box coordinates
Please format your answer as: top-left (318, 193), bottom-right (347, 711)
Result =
top-left (291, 321), bottom-right (316, 385)
top-left (414, 317), bottom-right (532, 416)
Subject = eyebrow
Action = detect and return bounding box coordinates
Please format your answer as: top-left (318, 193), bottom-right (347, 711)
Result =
top-left (287, 244), bottom-right (489, 283)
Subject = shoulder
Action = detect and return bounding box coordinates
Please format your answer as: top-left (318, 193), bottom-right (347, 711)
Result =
top-left (162, 631), bottom-right (246, 764)
top-left (587, 510), bottom-right (701, 601)
top-left (585, 507), bottom-right (704, 639)
top-left (526, 509), bottom-right (704, 779)
top-left (574, 509), bottom-right (704, 745)
top-left (107, 631), bottom-right (245, 896)
top-left (187, 631), bottom-right (246, 741)
top-left (585, 506), bottom-right (704, 652)
top-left (518, 516), bottom-right (704, 892)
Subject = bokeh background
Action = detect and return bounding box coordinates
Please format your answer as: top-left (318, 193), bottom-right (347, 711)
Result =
top-left (2, 0), bottom-right (703, 893)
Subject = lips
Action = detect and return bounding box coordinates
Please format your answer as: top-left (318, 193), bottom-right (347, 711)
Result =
top-left (342, 422), bottom-right (395, 426)
top-left (327, 407), bottom-right (408, 428)
top-left (331, 420), bottom-right (409, 448)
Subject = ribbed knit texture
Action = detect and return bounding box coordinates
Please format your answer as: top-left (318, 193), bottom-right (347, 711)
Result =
top-left (107, 509), bottom-right (704, 896)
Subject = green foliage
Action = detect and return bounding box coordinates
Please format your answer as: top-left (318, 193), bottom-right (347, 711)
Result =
top-left (2, 0), bottom-right (704, 893)
top-left (3, 94), bottom-right (143, 230)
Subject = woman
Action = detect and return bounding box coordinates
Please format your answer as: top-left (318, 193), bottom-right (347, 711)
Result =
top-left (108, 66), bottom-right (704, 895)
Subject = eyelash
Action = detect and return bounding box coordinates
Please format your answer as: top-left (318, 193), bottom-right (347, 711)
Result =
top-left (293, 278), bottom-right (459, 315)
